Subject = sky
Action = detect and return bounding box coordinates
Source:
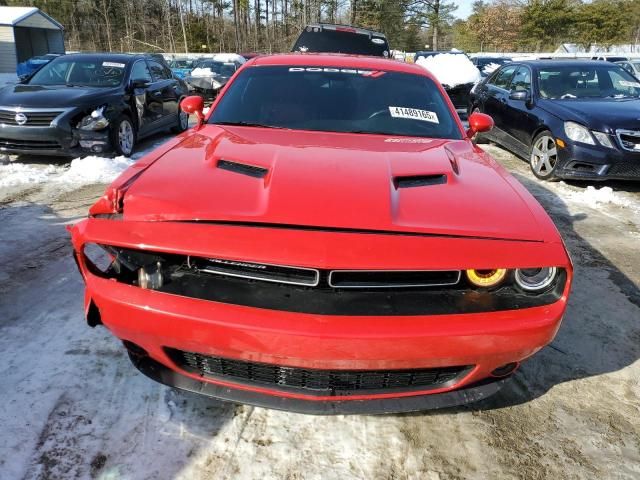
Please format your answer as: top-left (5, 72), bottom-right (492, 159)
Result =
top-left (452, 0), bottom-right (474, 19)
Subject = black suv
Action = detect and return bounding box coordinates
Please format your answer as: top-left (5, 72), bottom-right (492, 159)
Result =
top-left (292, 24), bottom-right (390, 58)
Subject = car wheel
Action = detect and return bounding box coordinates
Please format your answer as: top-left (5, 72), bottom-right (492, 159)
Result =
top-left (111, 115), bottom-right (136, 157)
top-left (530, 131), bottom-right (559, 181)
top-left (172, 101), bottom-right (189, 133)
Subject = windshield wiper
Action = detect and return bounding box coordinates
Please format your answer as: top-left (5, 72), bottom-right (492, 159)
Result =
top-left (214, 121), bottom-right (288, 129)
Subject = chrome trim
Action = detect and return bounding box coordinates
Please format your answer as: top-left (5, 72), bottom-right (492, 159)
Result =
top-left (328, 269), bottom-right (462, 289)
top-left (616, 129), bottom-right (640, 152)
top-left (0, 106), bottom-right (72, 127)
top-left (187, 257), bottom-right (320, 287)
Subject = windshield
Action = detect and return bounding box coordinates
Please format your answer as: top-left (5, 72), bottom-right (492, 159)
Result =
top-left (292, 29), bottom-right (389, 57)
top-left (193, 61), bottom-right (236, 76)
top-left (538, 65), bottom-right (640, 99)
top-left (29, 58), bottom-right (126, 87)
top-left (210, 66), bottom-right (462, 139)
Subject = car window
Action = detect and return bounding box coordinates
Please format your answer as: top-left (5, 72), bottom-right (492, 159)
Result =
top-left (210, 66), bottom-right (463, 140)
top-left (538, 65), bottom-right (640, 99)
top-left (511, 67), bottom-right (531, 92)
top-left (148, 60), bottom-right (171, 81)
top-left (131, 60), bottom-right (152, 82)
top-left (489, 66), bottom-right (517, 89)
top-left (293, 28), bottom-right (389, 57)
top-left (29, 57), bottom-right (126, 87)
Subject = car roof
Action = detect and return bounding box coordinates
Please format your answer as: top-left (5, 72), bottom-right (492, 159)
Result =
top-left (251, 53), bottom-right (435, 78)
top-left (53, 52), bottom-right (144, 63)
top-left (508, 59), bottom-right (625, 68)
top-left (303, 23), bottom-right (387, 38)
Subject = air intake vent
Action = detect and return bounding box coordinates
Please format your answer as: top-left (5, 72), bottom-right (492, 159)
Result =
top-left (394, 174), bottom-right (447, 189)
top-left (217, 159), bottom-right (268, 178)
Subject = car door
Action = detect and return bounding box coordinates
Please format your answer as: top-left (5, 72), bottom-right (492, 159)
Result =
top-left (147, 60), bottom-right (181, 124)
top-left (481, 65), bottom-right (517, 143)
top-left (502, 66), bottom-right (538, 152)
top-left (129, 59), bottom-right (160, 135)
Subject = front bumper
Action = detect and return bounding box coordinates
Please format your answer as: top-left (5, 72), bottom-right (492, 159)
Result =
top-left (0, 110), bottom-right (111, 156)
top-left (556, 140), bottom-right (640, 180)
top-left (130, 351), bottom-right (507, 414)
top-left (71, 219), bottom-right (571, 413)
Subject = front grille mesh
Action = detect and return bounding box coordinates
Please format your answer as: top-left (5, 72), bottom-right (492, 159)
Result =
top-left (608, 162), bottom-right (640, 178)
top-left (0, 138), bottom-right (61, 150)
top-left (167, 348), bottom-right (470, 395)
top-left (0, 108), bottom-right (63, 126)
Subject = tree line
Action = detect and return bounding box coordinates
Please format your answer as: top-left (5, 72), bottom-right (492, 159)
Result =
top-left (2, 0), bottom-right (639, 54)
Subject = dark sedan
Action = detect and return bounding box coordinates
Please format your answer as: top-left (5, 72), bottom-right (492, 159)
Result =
top-left (184, 59), bottom-right (242, 99)
top-left (469, 60), bottom-right (640, 181)
top-left (0, 53), bottom-right (189, 157)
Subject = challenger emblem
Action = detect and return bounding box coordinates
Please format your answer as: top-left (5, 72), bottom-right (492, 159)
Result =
top-left (14, 113), bottom-right (27, 125)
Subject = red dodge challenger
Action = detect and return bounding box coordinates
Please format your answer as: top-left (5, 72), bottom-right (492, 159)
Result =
top-left (70, 54), bottom-right (572, 414)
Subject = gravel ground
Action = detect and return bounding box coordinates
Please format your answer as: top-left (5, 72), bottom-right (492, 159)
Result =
top-left (0, 139), bottom-right (638, 480)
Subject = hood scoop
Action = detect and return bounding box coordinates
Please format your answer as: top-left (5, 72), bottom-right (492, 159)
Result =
top-left (217, 159), bottom-right (269, 179)
top-left (394, 174), bottom-right (447, 189)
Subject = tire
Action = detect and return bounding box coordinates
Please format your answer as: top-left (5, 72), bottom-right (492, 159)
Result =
top-left (530, 131), bottom-right (559, 181)
top-left (111, 115), bottom-right (136, 157)
top-left (171, 99), bottom-right (189, 133)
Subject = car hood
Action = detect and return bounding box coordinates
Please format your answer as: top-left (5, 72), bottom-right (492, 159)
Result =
top-left (0, 84), bottom-right (122, 108)
top-left (123, 126), bottom-right (546, 241)
top-left (538, 98), bottom-right (640, 132)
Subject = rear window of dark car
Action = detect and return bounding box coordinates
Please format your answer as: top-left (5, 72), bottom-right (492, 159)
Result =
top-left (292, 27), bottom-right (390, 57)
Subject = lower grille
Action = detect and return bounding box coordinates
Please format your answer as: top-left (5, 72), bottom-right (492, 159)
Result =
top-left (167, 348), bottom-right (471, 396)
top-left (0, 138), bottom-right (61, 151)
top-left (608, 162), bottom-right (640, 178)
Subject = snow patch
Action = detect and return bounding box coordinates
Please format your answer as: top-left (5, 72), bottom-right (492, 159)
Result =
top-left (0, 162), bottom-right (61, 188)
top-left (55, 155), bottom-right (134, 185)
top-left (564, 186), bottom-right (635, 210)
top-left (482, 62), bottom-right (502, 75)
top-left (212, 53), bottom-right (246, 64)
top-left (190, 67), bottom-right (214, 77)
top-left (416, 54), bottom-right (481, 87)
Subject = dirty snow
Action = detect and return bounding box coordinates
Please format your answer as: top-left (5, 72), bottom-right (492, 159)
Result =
top-left (416, 53), bottom-right (481, 87)
top-left (565, 185), bottom-right (634, 209)
top-left (0, 161), bottom-right (62, 188)
top-left (190, 67), bottom-right (215, 77)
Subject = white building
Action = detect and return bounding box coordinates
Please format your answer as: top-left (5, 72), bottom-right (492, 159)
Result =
top-left (0, 7), bottom-right (64, 74)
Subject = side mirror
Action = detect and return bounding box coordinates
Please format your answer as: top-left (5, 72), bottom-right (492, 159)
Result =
top-left (181, 95), bottom-right (205, 124)
top-left (466, 112), bottom-right (494, 138)
top-left (18, 74), bottom-right (30, 84)
top-left (509, 90), bottom-right (529, 101)
top-left (131, 78), bottom-right (150, 89)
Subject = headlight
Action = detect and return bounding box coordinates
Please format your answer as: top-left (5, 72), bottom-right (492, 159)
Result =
top-left (592, 131), bottom-right (615, 149)
top-left (564, 121), bottom-right (594, 145)
top-left (466, 269), bottom-right (507, 288)
top-left (78, 106), bottom-right (109, 131)
top-left (514, 267), bottom-right (557, 292)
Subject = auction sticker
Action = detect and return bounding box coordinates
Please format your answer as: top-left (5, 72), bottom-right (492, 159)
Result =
top-left (389, 107), bottom-right (439, 124)
top-left (103, 62), bottom-right (125, 68)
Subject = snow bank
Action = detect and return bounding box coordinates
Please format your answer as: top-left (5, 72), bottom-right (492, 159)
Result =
top-left (213, 53), bottom-right (246, 64)
top-left (0, 162), bottom-right (60, 188)
top-left (55, 155), bottom-right (134, 185)
top-left (416, 54), bottom-right (481, 87)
